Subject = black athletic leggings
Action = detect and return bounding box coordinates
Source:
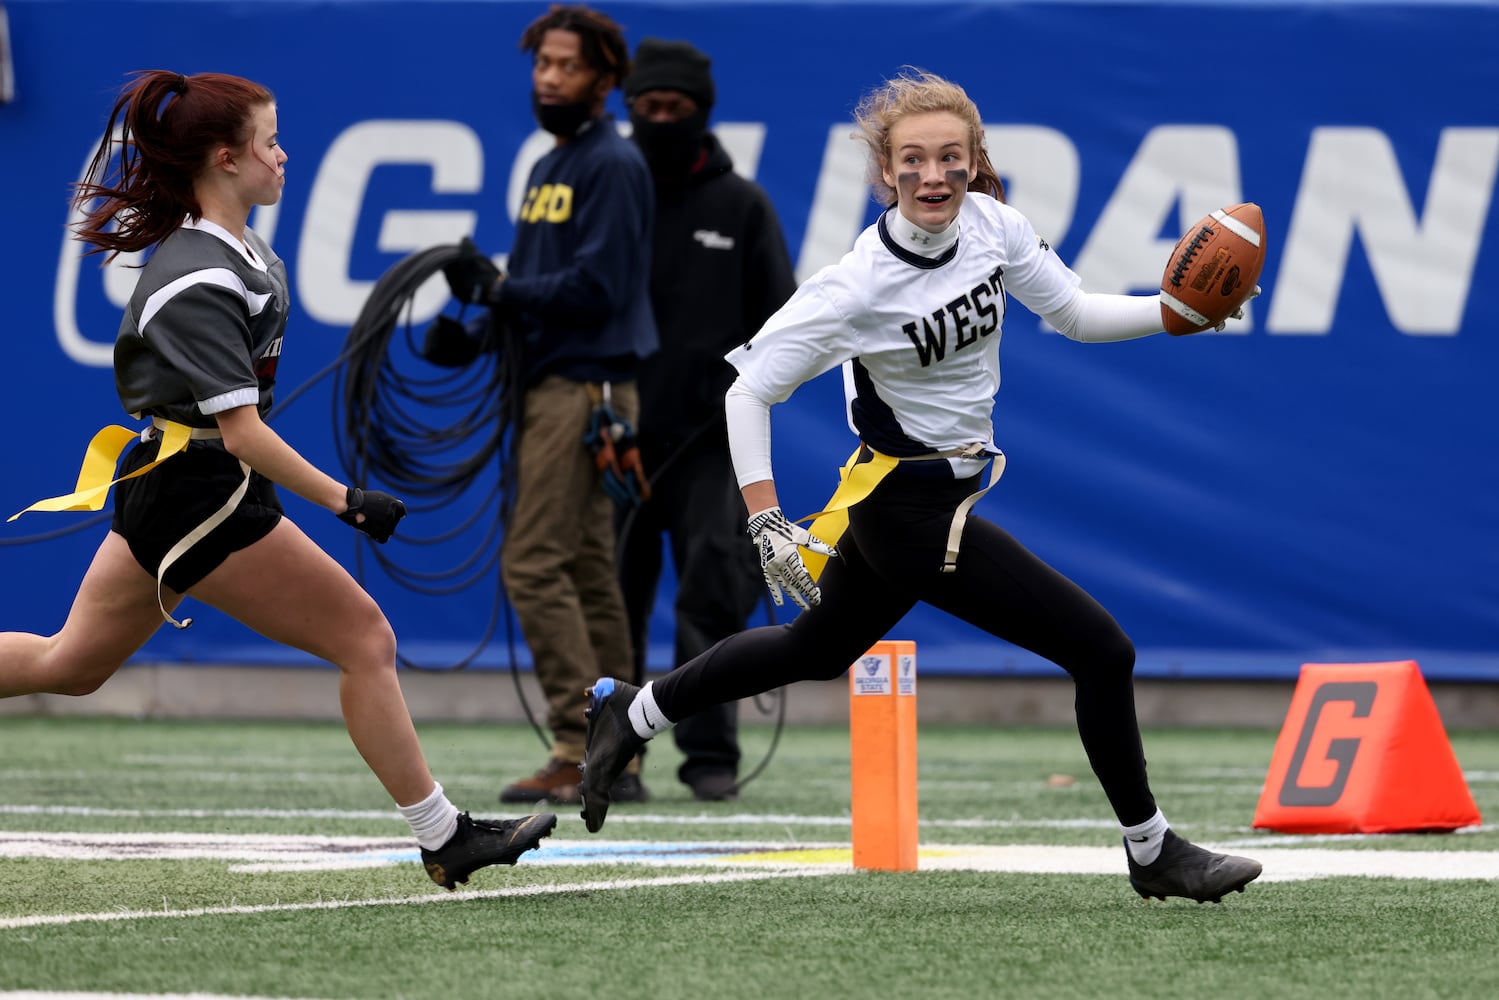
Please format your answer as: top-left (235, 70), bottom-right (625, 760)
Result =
top-left (652, 465), bottom-right (1157, 826)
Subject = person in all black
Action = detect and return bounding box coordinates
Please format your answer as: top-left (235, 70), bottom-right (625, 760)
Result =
top-left (614, 38), bottom-right (798, 803)
top-left (2, 70), bottom-right (554, 889)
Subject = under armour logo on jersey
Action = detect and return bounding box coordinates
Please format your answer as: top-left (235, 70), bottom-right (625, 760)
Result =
top-left (1038, 235), bottom-right (1052, 252)
top-left (692, 229), bottom-right (735, 251)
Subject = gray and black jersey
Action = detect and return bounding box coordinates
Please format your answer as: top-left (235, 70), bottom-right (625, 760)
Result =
top-left (114, 217), bottom-right (287, 429)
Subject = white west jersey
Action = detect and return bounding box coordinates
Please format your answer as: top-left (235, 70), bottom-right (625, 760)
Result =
top-left (726, 193), bottom-right (1081, 459)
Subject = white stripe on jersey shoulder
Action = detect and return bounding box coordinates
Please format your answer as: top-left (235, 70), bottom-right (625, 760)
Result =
top-left (135, 217), bottom-right (274, 333)
top-left (138, 268), bottom-right (273, 334)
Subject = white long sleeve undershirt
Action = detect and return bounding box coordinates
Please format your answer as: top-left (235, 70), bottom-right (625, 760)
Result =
top-left (1044, 289), bottom-right (1164, 343)
top-left (726, 379), bottom-right (774, 488)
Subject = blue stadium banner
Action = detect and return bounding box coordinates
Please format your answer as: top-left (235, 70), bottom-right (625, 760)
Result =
top-left (2, 1), bottom-right (1496, 680)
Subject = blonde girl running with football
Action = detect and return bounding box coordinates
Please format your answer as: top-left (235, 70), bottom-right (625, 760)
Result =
top-left (580, 68), bottom-right (1261, 903)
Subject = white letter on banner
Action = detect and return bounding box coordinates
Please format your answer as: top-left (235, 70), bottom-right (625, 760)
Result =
top-left (985, 125), bottom-right (1080, 251)
top-left (714, 123), bottom-right (766, 182)
top-left (1071, 126), bottom-right (1250, 333)
top-left (797, 124), bottom-right (870, 281)
top-left (54, 131), bottom-right (282, 367)
top-left (299, 121), bottom-right (482, 325)
top-left (1268, 127), bottom-right (1499, 336)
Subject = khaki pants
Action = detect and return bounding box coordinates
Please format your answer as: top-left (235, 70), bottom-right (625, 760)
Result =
top-left (501, 375), bottom-right (637, 761)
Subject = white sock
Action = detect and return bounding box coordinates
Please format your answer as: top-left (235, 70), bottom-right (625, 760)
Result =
top-left (626, 681), bottom-right (674, 740)
top-left (397, 781), bottom-right (460, 851)
top-left (1122, 809), bottom-right (1170, 865)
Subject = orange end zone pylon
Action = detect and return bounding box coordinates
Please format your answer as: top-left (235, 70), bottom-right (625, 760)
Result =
top-left (1253, 660), bottom-right (1481, 833)
top-left (849, 640), bottom-right (918, 871)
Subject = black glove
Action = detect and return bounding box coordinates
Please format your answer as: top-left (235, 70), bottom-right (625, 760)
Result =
top-left (442, 239), bottom-right (501, 305)
top-left (337, 486), bottom-right (406, 543)
top-left (420, 315), bottom-right (484, 368)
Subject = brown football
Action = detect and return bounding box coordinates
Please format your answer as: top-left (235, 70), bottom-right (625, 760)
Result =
top-left (1159, 202), bottom-right (1266, 335)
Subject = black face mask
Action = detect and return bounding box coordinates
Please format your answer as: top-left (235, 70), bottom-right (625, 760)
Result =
top-left (532, 91), bottom-right (595, 138)
top-left (629, 110), bottom-right (709, 182)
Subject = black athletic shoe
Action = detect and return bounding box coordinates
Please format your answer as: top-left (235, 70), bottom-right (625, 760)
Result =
top-left (421, 811), bottom-right (557, 890)
top-left (580, 678), bottom-right (646, 833)
top-left (610, 772), bottom-right (651, 803)
top-left (687, 771), bottom-right (740, 803)
top-left (1126, 830), bottom-right (1263, 903)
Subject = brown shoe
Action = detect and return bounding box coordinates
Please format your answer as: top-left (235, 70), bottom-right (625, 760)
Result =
top-left (499, 758), bottom-right (582, 804)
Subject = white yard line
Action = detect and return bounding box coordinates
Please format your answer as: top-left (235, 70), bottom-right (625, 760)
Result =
top-left (1, 993), bottom-right (314, 999)
top-left (2, 828), bottom-right (1498, 878)
top-left (0, 869), bottom-right (841, 931)
top-left (2, 825), bottom-right (1497, 932)
top-left (0, 804), bottom-right (1126, 830)
top-left (0, 804), bottom-right (1492, 838)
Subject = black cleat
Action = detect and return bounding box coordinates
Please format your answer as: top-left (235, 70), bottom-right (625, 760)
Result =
top-left (1127, 830), bottom-right (1263, 903)
top-left (580, 678), bottom-right (646, 833)
top-left (422, 811), bottom-right (557, 890)
top-left (610, 772), bottom-right (651, 803)
top-left (688, 771), bottom-right (740, 803)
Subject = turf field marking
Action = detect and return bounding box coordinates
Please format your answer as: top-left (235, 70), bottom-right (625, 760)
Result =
top-left (4, 802), bottom-right (1492, 837)
top-left (0, 769), bottom-right (364, 785)
top-left (0, 804), bottom-right (401, 820)
top-left (1215, 826), bottom-right (1499, 846)
top-left (0, 830), bottom-right (415, 862)
top-left (1, 993), bottom-right (310, 999)
top-left (0, 803), bottom-right (1122, 830)
top-left (0, 868), bottom-right (842, 931)
top-left (6, 831), bottom-right (1499, 882)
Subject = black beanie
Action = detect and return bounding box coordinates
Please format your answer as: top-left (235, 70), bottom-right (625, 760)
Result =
top-left (625, 38), bottom-right (715, 111)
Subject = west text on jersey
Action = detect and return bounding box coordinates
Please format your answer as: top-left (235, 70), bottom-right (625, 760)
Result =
top-left (900, 266), bottom-right (1005, 367)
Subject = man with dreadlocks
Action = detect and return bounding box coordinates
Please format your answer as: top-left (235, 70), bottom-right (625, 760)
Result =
top-left (443, 4), bottom-right (658, 806)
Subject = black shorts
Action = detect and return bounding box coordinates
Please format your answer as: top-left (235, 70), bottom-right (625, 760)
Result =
top-left (111, 437), bottom-right (283, 593)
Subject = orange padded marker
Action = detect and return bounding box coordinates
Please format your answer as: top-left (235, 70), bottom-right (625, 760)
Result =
top-left (1253, 660), bottom-right (1481, 833)
top-left (849, 640), bottom-right (918, 871)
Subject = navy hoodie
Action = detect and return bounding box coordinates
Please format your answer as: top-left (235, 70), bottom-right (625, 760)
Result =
top-left (496, 116), bottom-right (658, 384)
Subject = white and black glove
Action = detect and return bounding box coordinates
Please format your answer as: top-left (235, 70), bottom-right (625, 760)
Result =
top-left (746, 506), bottom-right (838, 611)
top-left (1214, 284), bottom-right (1263, 331)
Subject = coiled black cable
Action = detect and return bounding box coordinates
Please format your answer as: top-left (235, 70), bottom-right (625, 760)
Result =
top-left (338, 244), bottom-right (785, 782)
top-left (329, 243), bottom-right (552, 746)
top-left (0, 512), bottom-right (109, 546)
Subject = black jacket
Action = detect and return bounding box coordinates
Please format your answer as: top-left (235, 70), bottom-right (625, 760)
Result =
top-left (635, 132), bottom-right (796, 458)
